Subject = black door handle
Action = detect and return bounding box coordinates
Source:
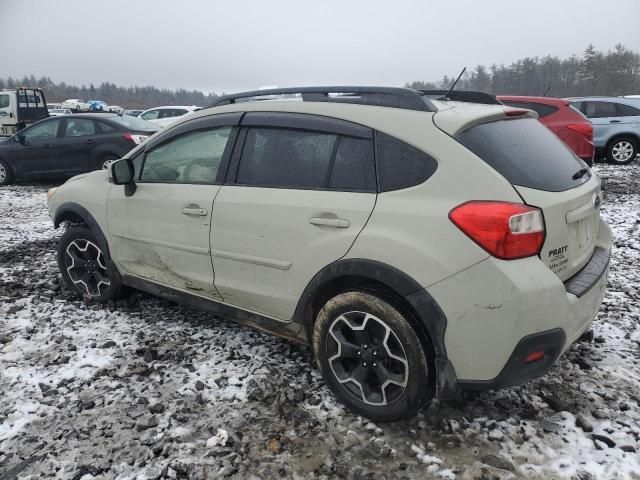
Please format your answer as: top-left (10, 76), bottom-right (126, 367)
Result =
top-left (609, 120), bottom-right (621, 124)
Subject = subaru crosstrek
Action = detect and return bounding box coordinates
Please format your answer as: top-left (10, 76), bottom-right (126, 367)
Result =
top-left (47, 87), bottom-right (611, 421)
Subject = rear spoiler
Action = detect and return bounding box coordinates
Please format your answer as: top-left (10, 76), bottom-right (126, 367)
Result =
top-left (419, 90), bottom-right (503, 106)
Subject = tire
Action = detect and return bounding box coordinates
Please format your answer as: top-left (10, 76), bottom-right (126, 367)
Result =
top-left (607, 136), bottom-right (638, 165)
top-left (98, 155), bottom-right (119, 170)
top-left (0, 159), bottom-right (13, 186)
top-left (57, 226), bottom-right (124, 302)
top-left (313, 290), bottom-right (434, 422)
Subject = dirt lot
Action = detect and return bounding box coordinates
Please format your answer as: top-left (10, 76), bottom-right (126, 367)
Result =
top-left (1, 162), bottom-right (639, 480)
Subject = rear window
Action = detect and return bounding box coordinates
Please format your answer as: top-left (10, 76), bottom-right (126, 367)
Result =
top-left (108, 115), bottom-right (159, 132)
top-left (456, 118), bottom-right (589, 192)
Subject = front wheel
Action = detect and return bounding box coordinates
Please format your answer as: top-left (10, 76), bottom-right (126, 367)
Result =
top-left (57, 226), bottom-right (124, 302)
top-left (607, 136), bottom-right (638, 165)
top-left (313, 291), bottom-right (434, 422)
top-left (0, 159), bottom-right (13, 186)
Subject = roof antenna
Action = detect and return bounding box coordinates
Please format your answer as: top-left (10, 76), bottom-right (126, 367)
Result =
top-left (440, 67), bottom-right (466, 100)
top-left (542, 83), bottom-right (552, 97)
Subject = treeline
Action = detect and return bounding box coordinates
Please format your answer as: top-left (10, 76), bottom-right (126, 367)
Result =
top-left (407, 44), bottom-right (640, 98)
top-left (0, 76), bottom-right (218, 109)
top-left (3, 44), bottom-right (639, 107)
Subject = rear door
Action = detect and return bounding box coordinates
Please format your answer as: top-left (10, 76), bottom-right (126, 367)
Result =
top-left (455, 117), bottom-right (600, 281)
top-left (107, 113), bottom-right (241, 297)
top-left (580, 101), bottom-right (622, 147)
top-left (210, 112), bottom-right (377, 320)
top-left (57, 117), bottom-right (101, 173)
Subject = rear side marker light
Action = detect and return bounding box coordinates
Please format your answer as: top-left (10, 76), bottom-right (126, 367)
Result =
top-left (524, 350), bottom-right (545, 364)
top-left (449, 201), bottom-right (545, 260)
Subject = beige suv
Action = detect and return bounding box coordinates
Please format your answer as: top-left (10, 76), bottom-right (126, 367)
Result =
top-left (47, 87), bottom-right (611, 421)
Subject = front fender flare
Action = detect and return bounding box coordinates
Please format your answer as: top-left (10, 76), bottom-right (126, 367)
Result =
top-left (53, 202), bottom-right (111, 257)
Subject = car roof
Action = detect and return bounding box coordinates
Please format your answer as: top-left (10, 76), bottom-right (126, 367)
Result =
top-left (565, 96), bottom-right (640, 107)
top-left (497, 95), bottom-right (569, 107)
top-left (62, 113), bottom-right (119, 119)
top-left (184, 96), bottom-right (530, 138)
top-left (143, 106), bottom-right (197, 111)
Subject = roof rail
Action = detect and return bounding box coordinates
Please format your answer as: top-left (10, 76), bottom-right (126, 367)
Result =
top-left (419, 89), bottom-right (502, 105)
top-left (208, 86), bottom-right (437, 112)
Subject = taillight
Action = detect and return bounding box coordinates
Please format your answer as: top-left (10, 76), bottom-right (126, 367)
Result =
top-left (566, 123), bottom-right (593, 138)
top-left (449, 201), bottom-right (545, 260)
top-left (124, 133), bottom-right (148, 145)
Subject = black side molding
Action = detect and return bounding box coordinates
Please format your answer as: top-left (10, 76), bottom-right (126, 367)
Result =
top-left (564, 246), bottom-right (611, 298)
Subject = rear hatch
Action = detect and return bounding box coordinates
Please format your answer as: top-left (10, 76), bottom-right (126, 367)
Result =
top-left (434, 104), bottom-right (601, 281)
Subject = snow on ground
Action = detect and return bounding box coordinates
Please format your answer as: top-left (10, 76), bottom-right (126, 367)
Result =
top-left (0, 163), bottom-right (639, 480)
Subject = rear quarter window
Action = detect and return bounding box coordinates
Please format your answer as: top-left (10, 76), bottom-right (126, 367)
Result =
top-left (376, 132), bottom-right (437, 192)
top-left (456, 118), bottom-right (588, 192)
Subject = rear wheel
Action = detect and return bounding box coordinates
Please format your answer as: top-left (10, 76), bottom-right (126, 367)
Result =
top-left (313, 291), bottom-right (433, 422)
top-left (0, 159), bottom-right (13, 186)
top-left (98, 155), bottom-right (119, 170)
top-left (57, 226), bottom-right (124, 302)
top-left (607, 136), bottom-right (638, 165)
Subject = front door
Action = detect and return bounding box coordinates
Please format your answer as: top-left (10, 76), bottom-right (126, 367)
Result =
top-left (107, 122), bottom-right (237, 298)
top-left (211, 113), bottom-right (377, 320)
top-left (13, 118), bottom-right (63, 177)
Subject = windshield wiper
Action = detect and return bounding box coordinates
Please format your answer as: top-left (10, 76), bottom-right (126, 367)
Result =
top-left (572, 167), bottom-right (589, 180)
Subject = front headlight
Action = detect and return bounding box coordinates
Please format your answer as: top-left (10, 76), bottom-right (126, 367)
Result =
top-left (47, 187), bottom-right (58, 202)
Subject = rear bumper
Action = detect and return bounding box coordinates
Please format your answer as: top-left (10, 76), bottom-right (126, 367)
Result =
top-left (429, 219), bottom-right (611, 393)
top-left (457, 328), bottom-right (566, 391)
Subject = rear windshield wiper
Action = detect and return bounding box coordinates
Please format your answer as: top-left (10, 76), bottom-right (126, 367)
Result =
top-left (572, 167), bottom-right (589, 180)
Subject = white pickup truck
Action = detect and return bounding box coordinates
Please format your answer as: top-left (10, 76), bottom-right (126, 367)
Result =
top-left (0, 88), bottom-right (50, 136)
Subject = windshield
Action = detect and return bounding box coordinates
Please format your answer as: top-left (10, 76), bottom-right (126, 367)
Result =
top-left (456, 118), bottom-right (589, 192)
top-left (109, 115), bottom-right (160, 132)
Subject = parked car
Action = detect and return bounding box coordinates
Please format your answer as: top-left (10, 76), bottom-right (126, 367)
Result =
top-left (498, 96), bottom-right (595, 165)
top-left (138, 105), bottom-right (200, 128)
top-left (567, 96), bottom-right (640, 164)
top-left (0, 113), bottom-right (158, 185)
top-left (87, 100), bottom-right (109, 112)
top-left (46, 86), bottom-right (611, 421)
top-left (47, 103), bottom-right (63, 110)
top-left (48, 108), bottom-right (73, 117)
top-left (61, 99), bottom-right (90, 112)
top-left (109, 105), bottom-right (125, 115)
top-left (125, 109), bottom-right (144, 117)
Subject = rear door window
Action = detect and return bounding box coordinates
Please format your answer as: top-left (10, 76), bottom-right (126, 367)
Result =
top-left (583, 101), bottom-right (618, 118)
top-left (236, 128), bottom-right (337, 189)
top-left (328, 136), bottom-right (376, 192)
top-left (456, 118), bottom-right (588, 192)
top-left (64, 118), bottom-right (96, 137)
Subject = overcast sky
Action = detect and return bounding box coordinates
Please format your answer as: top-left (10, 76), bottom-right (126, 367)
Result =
top-left (1, 0), bottom-right (638, 94)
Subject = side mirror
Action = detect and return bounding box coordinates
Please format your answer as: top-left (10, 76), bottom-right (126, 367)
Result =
top-left (110, 158), bottom-right (137, 196)
top-left (17, 133), bottom-right (26, 145)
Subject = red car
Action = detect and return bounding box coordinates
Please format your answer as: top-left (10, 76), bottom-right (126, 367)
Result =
top-left (498, 96), bottom-right (595, 165)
